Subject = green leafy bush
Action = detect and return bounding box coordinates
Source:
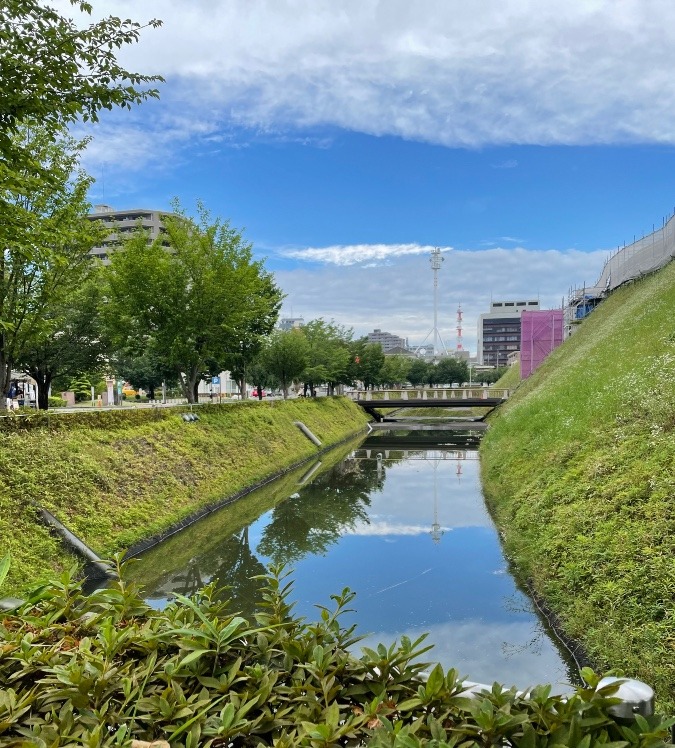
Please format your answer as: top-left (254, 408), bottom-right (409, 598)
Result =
top-left (1, 563), bottom-right (672, 747)
top-left (48, 396), bottom-right (67, 408)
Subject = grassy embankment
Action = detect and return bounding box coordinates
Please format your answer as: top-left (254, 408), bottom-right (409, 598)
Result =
top-left (0, 397), bottom-right (368, 598)
top-left (481, 261), bottom-right (675, 711)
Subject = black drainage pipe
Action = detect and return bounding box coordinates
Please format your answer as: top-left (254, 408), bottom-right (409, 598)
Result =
top-left (38, 507), bottom-right (115, 581)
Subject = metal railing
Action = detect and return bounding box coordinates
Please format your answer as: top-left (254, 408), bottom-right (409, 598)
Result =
top-left (345, 387), bottom-right (509, 401)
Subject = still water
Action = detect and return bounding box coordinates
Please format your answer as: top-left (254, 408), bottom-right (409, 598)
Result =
top-left (128, 432), bottom-right (577, 691)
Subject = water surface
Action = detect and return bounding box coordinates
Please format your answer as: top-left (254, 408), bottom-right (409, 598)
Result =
top-left (129, 433), bottom-right (577, 690)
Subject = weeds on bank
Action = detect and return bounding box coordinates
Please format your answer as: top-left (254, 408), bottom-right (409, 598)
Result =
top-left (482, 262), bottom-right (675, 713)
top-left (1, 561), bottom-right (673, 747)
top-left (0, 398), bottom-right (368, 597)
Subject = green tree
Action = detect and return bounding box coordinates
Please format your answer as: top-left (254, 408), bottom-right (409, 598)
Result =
top-left (301, 319), bottom-right (352, 396)
top-left (0, 1), bottom-right (162, 277)
top-left (222, 279), bottom-right (283, 400)
top-left (246, 357), bottom-right (276, 401)
top-left (104, 202), bottom-right (282, 403)
top-left (16, 274), bottom-right (107, 409)
top-left (65, 373), bottom-right (99, 403)
top-left (435, 356), bottom-right (469, 386)
top-left (260, 329), bottom-right (309, 399)
top-left (113, 339), bottom-right (179, 401)
top-left (0, 125), bottom-right (104, 410)
top-left (407, 358), bottom-right (429, 387)
top-left (379, 355), bottom-right (412, 387)
top-left (480, 366), bottom-right (508, 384)
top-left (350, 340), bottom-right (385, 390)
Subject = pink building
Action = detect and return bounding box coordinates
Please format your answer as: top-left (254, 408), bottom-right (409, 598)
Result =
top-left (520, 310), bottom-right (564, 379)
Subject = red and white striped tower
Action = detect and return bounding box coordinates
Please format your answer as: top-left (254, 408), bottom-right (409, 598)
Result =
top-left (456, 303), bottom-right (463, 352)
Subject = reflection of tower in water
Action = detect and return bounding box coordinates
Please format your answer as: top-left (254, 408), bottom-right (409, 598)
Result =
top-left (430, 453), bottom-right (444, 543)
top-left (429, 449), bottom-right (466, 543)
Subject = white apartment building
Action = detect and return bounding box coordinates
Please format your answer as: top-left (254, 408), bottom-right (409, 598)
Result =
top-left (366, 328), bottom-right (408, 352)
top-left (278, 317), bottom-right (304, 331)
top-left (87, 204), bottom-right (170, 263)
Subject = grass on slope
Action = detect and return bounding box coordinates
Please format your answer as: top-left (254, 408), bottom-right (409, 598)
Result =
top-left (481, 262), bottom-right (675, 712)
top-left (0, 398), bottom-right (368, 598)
top-left (494, 361), bottom-right (521, 391)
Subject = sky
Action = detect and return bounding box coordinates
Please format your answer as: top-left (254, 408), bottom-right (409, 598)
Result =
top-left (67, 0), bottom-right (675, 355)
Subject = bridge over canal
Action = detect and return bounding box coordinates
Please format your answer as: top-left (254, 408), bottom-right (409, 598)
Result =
top-left (346, 387), bottom-right (509, 422)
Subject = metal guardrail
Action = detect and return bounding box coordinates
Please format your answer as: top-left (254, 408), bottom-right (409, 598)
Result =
top-left (346, 388), bottom-right (509, 401)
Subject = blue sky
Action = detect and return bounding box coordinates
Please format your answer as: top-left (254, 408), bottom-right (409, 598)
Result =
top-left (71, 0), bottom-right (675, 354)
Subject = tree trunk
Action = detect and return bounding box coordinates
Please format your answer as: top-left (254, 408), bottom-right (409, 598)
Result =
top-left (182, 369), bottom-right (199, 403)
top-left (24, 362), bottom-right (52, 410)
top-left (0, 349), bottom-right (11, 412)
top-left (34, 369), bottom-right (52, 410)
top-left (148, 384), bottom-right (156, 400)
top-left (193, 379), bottom-right (199, 403)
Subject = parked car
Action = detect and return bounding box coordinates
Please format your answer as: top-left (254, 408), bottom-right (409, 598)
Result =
top-left (251, 388), bottom-right (266, 398)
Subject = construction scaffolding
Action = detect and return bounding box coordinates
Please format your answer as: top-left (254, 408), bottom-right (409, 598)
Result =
top-left (566, 210), bottom-right (675, 333)
top-left (520, 310), bottom-right (564, 379)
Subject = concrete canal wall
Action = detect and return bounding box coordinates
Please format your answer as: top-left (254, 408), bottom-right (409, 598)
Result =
top-left (481, 258), bottom-right (675, 712)
top-left (0, 397), bottom-right (369, 598)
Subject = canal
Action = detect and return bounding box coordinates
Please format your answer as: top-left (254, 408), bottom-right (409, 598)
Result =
top-left (128, 429), bottom-right (578, 691)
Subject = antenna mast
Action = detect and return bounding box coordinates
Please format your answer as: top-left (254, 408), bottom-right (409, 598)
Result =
top-left (415, 248), bottom-right (449, 358)
top-left (456, 303), bottom-right (463, 352)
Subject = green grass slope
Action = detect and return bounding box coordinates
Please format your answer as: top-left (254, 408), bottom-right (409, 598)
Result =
top-left (495, 360), bottom-right (521, 391)
top-left (0, 398), bottom-right (368, 598)
top-left (481, 262), bottom-right (675, 711)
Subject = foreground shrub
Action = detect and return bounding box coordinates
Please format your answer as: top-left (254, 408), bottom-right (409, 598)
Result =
top-left (0, 564), bottom-right (672, 747)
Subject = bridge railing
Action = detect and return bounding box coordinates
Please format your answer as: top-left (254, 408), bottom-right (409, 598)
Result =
top-left (345, 387), bottom-right (509, 402)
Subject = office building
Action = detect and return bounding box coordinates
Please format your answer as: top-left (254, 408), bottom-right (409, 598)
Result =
top-left (477, 299), bottom-right (540, 367)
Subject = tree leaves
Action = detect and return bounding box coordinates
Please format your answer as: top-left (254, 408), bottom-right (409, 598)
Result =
top-left (103, 201), bottom-right (282, 403)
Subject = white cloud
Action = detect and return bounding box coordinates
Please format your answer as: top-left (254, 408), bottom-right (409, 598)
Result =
top-left (75, 0), bottom-right (675, 156)
top-left (273, 245), bottom-right (606, 351)
top-left (281, 243), bottom-right (446, 266)
top-left (355, 618), bottom-right (574, 690)
top-left (345, 520), bottom-right (452, 536)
